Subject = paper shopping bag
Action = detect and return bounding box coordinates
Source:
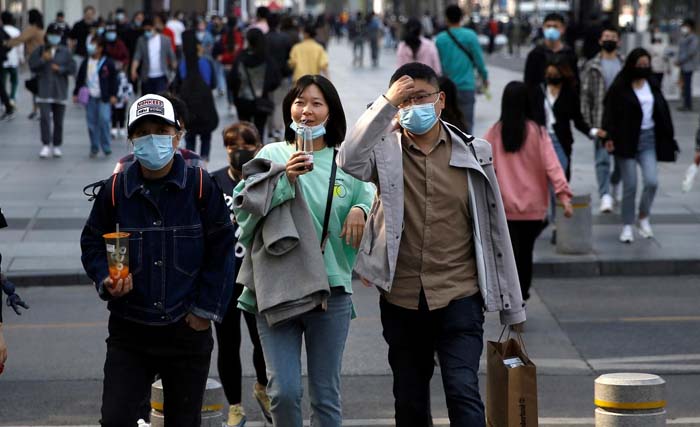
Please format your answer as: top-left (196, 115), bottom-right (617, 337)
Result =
top-left (486, 336), bottom-right (538, 427)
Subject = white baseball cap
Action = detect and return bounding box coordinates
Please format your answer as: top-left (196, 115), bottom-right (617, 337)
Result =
top-left (127, 94), bottom-right (181, 133)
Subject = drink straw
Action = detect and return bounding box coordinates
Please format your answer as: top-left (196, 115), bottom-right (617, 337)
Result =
top-left (116, 223), bottom-right (120, 262)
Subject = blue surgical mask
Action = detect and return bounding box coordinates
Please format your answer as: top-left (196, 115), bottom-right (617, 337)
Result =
top-left (543, 27), bottom-right (561, 41)
top-left (116, 13), bottom-right (126, 21)
top-left (47, 34), bottom-right (62, 46)
top-left (106, 31), bottom-right (117, 42)
top-left (399, 99), bottom-right (439, 135)
top-left (132, 134), bottom-right (176, 170)
top-left (290, 119), bottom-right (327, 139)
top-left (196, 31), bottom-right (206, 41)
top-left (144, 30), bottom-right (153, 38)
top-left (87, 44), bottom-right (97, 55)
top-left (96, 27), bottom-right (105, 36)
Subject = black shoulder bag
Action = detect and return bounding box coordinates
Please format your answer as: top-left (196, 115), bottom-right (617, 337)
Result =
top-left (243, 64), bottom-right (275, 114)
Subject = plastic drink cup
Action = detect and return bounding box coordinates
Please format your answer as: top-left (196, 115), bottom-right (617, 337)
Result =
top-left (103, 232), bottom-right (130, 282)
top-left (302, 126), bottom-right (314, 171)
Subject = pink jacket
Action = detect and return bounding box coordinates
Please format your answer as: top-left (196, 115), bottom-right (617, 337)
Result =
top-left (484, 120), bottom-right (572, 221)
top-left (396, 37), bottom-right (442, 75)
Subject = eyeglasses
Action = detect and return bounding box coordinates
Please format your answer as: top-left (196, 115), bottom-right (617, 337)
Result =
top-left (402, 91), bottom-right (440, 106)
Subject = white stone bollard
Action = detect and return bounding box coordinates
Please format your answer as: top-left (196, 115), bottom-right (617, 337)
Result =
top-left (594, 373), bottom-right (666, 427)
top-left (150, 378), bottom-right (226, 427)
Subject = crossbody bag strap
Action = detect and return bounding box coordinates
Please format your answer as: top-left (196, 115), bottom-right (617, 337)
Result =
top-left (320, 149), bottom-right (339, 254)
top-left (446, 29), bottom-right (476, 65)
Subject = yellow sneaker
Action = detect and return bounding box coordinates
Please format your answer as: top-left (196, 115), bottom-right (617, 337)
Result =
top-left (253, 382), bottom-right (273, 423)
top-left (227, 404), bottom-right (247, 427)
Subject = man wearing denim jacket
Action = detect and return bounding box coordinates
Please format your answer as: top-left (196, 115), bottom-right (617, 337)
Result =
top-left (81, 94), bottom-right (235, 426)
top-left (338, 63), bottom-right (525, 426)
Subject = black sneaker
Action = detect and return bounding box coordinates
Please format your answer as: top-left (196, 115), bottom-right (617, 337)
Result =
top-left (0, 110), bottom-right (14, 121)
top-left (28, 111), bottom-right (38, 120)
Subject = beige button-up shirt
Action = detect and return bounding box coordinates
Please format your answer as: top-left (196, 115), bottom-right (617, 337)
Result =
top-left (385, 124), bottom-right (479, 310)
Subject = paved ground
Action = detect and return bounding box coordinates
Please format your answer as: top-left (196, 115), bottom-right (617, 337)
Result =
top-left (1, 276), bottom-right (700, 425)
top-left (2, 40), bottom-right (700, 284)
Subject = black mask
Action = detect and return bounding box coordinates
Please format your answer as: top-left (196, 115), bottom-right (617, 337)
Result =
top-left (229, 149), bottom-right (256, 171)
top-left (546, 76), bottom-right (563, 86)
top-left (632, 66), bottom-right (652, 80)
top-left (601, 40), bottom-right (617, 52)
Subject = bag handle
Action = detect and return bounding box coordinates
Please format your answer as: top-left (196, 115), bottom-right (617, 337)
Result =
top-left (498, 325), bottom-right (531, 361)
top-left (320, 149), bottom-right (338, 254)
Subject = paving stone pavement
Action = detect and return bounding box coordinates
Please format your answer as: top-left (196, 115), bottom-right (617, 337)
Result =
top-left (1, 39), bottom-right (700, 284)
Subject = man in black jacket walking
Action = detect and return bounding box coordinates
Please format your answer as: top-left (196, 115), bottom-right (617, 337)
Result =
top-left (524, 13), bottom-right (579, 89)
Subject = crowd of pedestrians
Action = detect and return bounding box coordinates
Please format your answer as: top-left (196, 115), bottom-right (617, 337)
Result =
top-left (1, 3), bottom-right (700, 427)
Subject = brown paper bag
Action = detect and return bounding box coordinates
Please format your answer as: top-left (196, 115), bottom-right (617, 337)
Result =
top-left (486, 335), bottom-right (538, 427)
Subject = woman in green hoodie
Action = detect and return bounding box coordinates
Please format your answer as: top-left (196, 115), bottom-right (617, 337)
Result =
top-left (233, 74), bottom-right (375, 427)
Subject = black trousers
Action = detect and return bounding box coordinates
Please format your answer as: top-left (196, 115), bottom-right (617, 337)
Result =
top-left (506, 220), bottom-right (547, 301)
top-left (111, 106), bottom-right (126, 128)
top-left (235, 99), bottom-right (268, 139)
top-left (0, 65), bottom-right (11, 111)
top-left (214, 282), bottom-right (268, 405)
top-left (381, 291), bottom-right (486, 427)
top-left (100, 314), bottom-right (213, 427)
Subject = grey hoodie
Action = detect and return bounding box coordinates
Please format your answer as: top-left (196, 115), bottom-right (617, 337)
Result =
top-left (234, 158), bottom-right (330, 327)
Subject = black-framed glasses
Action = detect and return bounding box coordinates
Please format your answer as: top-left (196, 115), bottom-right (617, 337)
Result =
top-left (402, 91), bottom-right (440, 106)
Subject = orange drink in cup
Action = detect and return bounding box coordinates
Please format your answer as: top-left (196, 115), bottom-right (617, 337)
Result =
top-left (103, 231), bottom-right (130, 282)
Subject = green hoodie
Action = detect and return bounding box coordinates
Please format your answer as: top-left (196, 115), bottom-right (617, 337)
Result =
top-left (234, 141), bottom-right (376, 311)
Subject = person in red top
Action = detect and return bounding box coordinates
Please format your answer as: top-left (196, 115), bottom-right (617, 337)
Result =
top-left (215, 16), bottom-right (244, 115)
top-left (104, 22), bottom-right (130, 68)
top-left (154, 13), bottom-right (176, 54)
top-left (484, 81), bottom-right (573, 302)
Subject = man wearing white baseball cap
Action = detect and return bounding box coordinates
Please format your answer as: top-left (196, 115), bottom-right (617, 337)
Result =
top-left (81, 94), bottom-right (236, 426)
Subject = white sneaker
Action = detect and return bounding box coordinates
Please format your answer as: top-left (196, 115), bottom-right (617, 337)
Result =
top-left (599, 194), bottom-right (614, 213)
top-left (619, 225), bottom-right (635, 243)
top-left (119, 128), bottom-right (127, 137)
top-left (110, 128), bottom-right (118, 138)
top-left (39, 145), bottom-right (51, 158)
top-left (638, 218), bottom-right (654, 239)
top-left (52, 147), bottom-right (62, 158)
top-left (228, 105), bottom-right (237, 117)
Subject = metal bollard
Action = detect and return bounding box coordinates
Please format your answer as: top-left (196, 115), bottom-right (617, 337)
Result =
top-left (150, 378), bottom-right (226, 427)
top-left (594, 373), bottom-right (666, 427)
top-left (556, 194), bottom-right (593, 254)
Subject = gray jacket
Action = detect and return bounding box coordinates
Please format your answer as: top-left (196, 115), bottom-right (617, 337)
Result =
top-left (678, 33), bottom-right (699, 73)
top-left (28, 44), bottom-right (76, 103)
top-left (234, 158), bottom-right (330, 327)
top-left (337, 95), bottom-right (525, 325)
top-left (132, 34), bottom-right (177, 81)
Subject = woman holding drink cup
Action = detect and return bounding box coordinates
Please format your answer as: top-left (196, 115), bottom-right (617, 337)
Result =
top-left (233, 74), bottom-right (376, 427)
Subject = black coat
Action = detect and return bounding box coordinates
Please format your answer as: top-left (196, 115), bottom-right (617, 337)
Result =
top-left (602, 79), bottom-right (678, 161)
top-left (531, 83), bottom-right (591, 158)
top-left (524, 44), bottom-right (580, 89)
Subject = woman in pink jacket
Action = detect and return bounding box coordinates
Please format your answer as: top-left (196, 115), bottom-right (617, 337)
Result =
top-left (484, 81), bottom-right (573, 301)
top-left (396, 18), bottom-right (442, 74)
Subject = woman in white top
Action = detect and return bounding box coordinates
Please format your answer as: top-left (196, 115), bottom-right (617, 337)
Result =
top-left (602, 48), bottom-right (678, 243)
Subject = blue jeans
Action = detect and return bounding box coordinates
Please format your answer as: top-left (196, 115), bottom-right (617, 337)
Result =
top-left (682, 71), bottom-right (693, 109)
top-left (381, 292), bottom-right (485, 426)
top-left (457, 89), bottom-right (476, 134)
top-left (619, 128), bottom-right (658, 225)
top-left (594, 138), bottom-right (622, 198)
top-left (549, 132), bottom-right (569, 222)
top-left (87, 97), bottom-right (112, 154)
top-left (256, 289), bottom-right (352, 427)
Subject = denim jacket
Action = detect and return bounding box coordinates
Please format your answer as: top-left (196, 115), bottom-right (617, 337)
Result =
top-left (81, 155), bottom-right (236, 325)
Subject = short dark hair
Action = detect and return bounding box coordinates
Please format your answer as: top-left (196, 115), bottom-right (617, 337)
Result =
top-left (28, 9), bottom-right (44, 29)
top-left (683, 18), bottom-right (696, 30)
top-left (600, 23), bottom-right (620, 36)
top-left (91, 36), bottom-right (107, 52)
top-left (267, 12), bottom-right (280, 31)
top-left (283, 75), bottom-right (347, 148)
top-left (57, 11), bottom-right (65, 18)
top-left (256, 6), bottom-right (270, 19)
top-left (543, 12), bottom-right (566, 25)
top-left (142, 17), bottom-right (154, 27)
top-left (445, 5), bottom-right (463, 25)
top-left (1, 11), bottom-right (14, 26)
top-left (303, 23), bottom-right (317, 38)
top-left (390, 62), bottom-right (439, 88)
top-left (84, 5), bottom-right (95, 13)
top-left (223, 122), bottom-right (261, 147)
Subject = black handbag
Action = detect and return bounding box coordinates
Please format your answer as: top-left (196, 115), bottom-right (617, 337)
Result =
top-left (25, 77), bottom-right (38, 95)
top-left (243, 64), bottom-right (274, 114)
